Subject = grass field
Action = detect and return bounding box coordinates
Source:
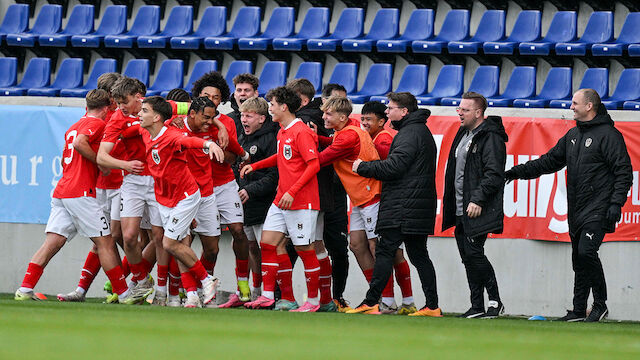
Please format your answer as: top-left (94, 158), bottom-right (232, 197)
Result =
top-left (1, 294), bottom-right (639, 360)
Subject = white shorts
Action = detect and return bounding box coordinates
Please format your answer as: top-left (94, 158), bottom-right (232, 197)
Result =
top-left (96, 188), bottom-right (121, 223)
top-left (120, 174), bottom-right (162, 227)
top-left (158, 190), bottom-right (201, 241)
top-left (45, 197), bottom-right (111, 240)
top-left (244, 224), bottom-right (263, 242)
top-left (213, 180), bottom-right (244, 225)
top-left (315, 211), bottom-right (324, 241)
top-left (263, 204), bottom-right (318, 246)
top-left (140, 207), bottom-right (152, 230)
top-left (350, 202), bottom-right (379, 240)
top-left (193, 194), bottom-right (221, 237)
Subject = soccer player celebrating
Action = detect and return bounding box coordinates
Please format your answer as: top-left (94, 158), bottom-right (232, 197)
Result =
top-left (15, 90), bottom-right (130, 303)
top-left (137, 96), bottom-right (224, 307)
top-left (241, 86), bottom-right (322, 312)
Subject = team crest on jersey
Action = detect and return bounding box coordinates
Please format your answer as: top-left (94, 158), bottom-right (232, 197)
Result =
top-left (283, 144), bottom-right (292, 160)
top-left (151, 149), bottom-right (161, 164)
top-left (366, 217), bottom-right (372, 223)
top-left (172, 217), bottom-right (178, 224)
top-left (585, 138), bottom-right (592, 147)
top-left (250, 145), bottom-right (258, 155)
top-left (297, 223), bottom-right (303, 230)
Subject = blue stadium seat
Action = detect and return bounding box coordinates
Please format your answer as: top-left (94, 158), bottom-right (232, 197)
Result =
top-left (441, 66), bottom-right (499, 106)
top-left (146, 60), bottom-right (184, 96)
top-left (512, 67), bottom-right (572, 108)
top-left (412, 9), bottom-right (469, 54)
top-left (600, 69), bottom-right (640, 109)
top-left (549, 68), bottom-right (609, 108)
top-left (27, 58), bottom-right (84, 96)
top-left (348, 64), bottom-right (393, 104)
top-left (170, 6), bottom-right (226, 50)
top-left (555, 12), bottom-right (613, 56)
top-left (483, 10), bottom-right (540, 55)
top-left (294, 62), bottom-right (323, 93)
top-left (39, 5), bottom-right (94, 47)
top-left (257, 61), bottom-right (288, 96)
top-left (184, 60), bottom-right (218, 95)
top-left (272, 7), bottom-right (329, 51)
top-left (0, 4), bottom-right (29, 45)
top-left (123, 59), bottom-right (150, 86)
top-left (104, 6), bottom-right (160, 48)
top-left (519, 11), bottom-right (576, 55)
top-left (60, 58), bottom-right (117, 97)
top-left (138, 6), bottom-right (193, 48)
top-left (316, 63), bottom-right (358, 96)
top-left (486, 66), bottom-right (536, 107)
top-left (0, 57), bottom-right (18, 89)
top-left (204, 7), bottom-right (261, 50)
top-left (628, 45), bottom-right (640, 56)
top-left (307, 8), bottom-right (364, 52)
top-left (592, 13), bottom-right (640, 56)
top-left (448, 10), bottom-right (505, 54)
top-left (71, 5), bottom-right (127, 48)
top-left (225, 61), bottom-right (254, 94)
top-left (415, 65), bottom-right (464, 105)
top-left (370, 64), bottom-right (428, 103)
top-left (342, 9), bottom-right (399, 52)
top-left (238, 8), bottom-right (295, 51)
top-left (0, 58), bottom-right (51, 96)
top-left (5, 5), bottom-right (62, 47)
top-left (377, 9), bottom-right (434, 53)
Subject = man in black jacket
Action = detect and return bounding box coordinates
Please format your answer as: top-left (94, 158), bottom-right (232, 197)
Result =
top-left (227, 73), bottom-right (260, 136)
top-left (442, 92), bottom-right (508, 319)
top-left (349, 92), bottom-right (441, 317)
top-left (505, 89), bottom-right (632, 322)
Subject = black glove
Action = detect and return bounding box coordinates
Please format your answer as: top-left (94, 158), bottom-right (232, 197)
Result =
top-left (504, 169), bottom-right (516, 183)
top-left (606, 205), bottom-right (621, 223)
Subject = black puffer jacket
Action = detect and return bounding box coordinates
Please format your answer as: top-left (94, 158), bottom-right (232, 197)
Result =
top-left (226, 96), bottom-right (244, 137)
top-left (234, 119), bottom-right (279, 226)
top-left (357, 109), bottom-right (437, 235)
top-left (505, 107), bottom-right (632, 234)
top-left (442, 116), bottom-right (508, 237)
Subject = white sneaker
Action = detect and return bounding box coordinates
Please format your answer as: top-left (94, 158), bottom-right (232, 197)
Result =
top-left (152, 291), bottom-right (167, 306)
top-left (167, 295), bottom-right (182, 307)
top-left (184, 295), bottom-right (202, 308)
top-left (57, 290), bottom-right (86, 302)
top-left (200, 277), bottom-right (220, 305)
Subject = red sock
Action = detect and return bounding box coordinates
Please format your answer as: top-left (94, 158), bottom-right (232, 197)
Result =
top-left (168, 257), bottom-right (181, 296)
top-left (121, 256), bottom-right (130, 276)
top-left (236, 259), bottom-right (249, 281)
top-left (297, 250), bottom-right (320, 302)
top-left (77, 251), bottom-right (101, 291)
top-left (188, 261), bottom-right (208, 282)
top-left (104, 266), bottom-right (128, 295)
top-left (382, 272), bottom-right (395, 298)
top-left (317, 253), bottom-right (332, 304)
top-left (180, 271), bottom-right (198, 292)
top-left (200, 254), bottom-right (215, 275)
top-left (363, 268), bottom-right (373, 283)
top-left (129, 261), bottom-right (144, 282)
top-left (394, 260), bottom-right (413, 298)
top-left (277, 253), bottom-right (294, 302)
top-left (140, 257), bottom-right (152, 277)
top-left (21, 262), bottom-right (44, 289)
top-left (260, 244), bottom-right (278, 294)
top-left (157, 265), bottom-right (168, 288)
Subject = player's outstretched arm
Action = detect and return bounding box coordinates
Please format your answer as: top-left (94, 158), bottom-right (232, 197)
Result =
top-left (212, 118), bottom-right (229, 149)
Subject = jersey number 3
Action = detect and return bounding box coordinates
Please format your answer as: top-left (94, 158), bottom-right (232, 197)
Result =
top-left (64, 130), bottom-right (78, 165)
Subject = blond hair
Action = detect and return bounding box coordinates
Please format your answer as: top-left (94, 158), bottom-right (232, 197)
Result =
top-left (239, 96), bottom-right (269, 116)
top-left (320, 95), bottom-right (352, 116)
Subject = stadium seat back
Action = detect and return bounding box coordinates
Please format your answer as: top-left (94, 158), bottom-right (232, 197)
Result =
top-left (579, 68), bottom-right (608, 98)
top-left (261, 7), bottom-right (294, 38)
top-left (95, 5), bottom-right (127, 35)
top-left (429, 65), bottom-right (463, 97)
top-left (436, 9), bottom-right (469, 40)
top-left (149, 60), bottom-right (184, 92)
top-left (30, 5), bottom-right (63, 35)
top-left (472, 10), bottom-right (504, 41)
top-left (395, 64), bottom-right (428, 95)
top-left (609, 69), bottom-right (640, 101)
top-left (543, 11), bottom-right (576, 42)
top-left (228, 7), bottom-right (261, 38)
top-left (615, 12), bottom-right (640, 44)
top-left (332, 8), bottom-right (364, 39)
top-left (226, 61), bottom-right (254, 94)
top-left (468, 66), bottom-right (499, 97)
top-left (159, 6), bottom-right (193, 36)
top-left (294, 62), bottom-right (323, 92)
top-left (296, 8), bottom-right (330, 39)
top-left (537, 67), bottom-right (572, 99)
top-left (507, 10), bottom-right (540, 42)
top-left (50, 58), bottom-right (84, 89)
top-left (0, 58), bottom-right (18, 87)
top-left (349, 63), bottom-right (393, 103)
top-left (194, 6), bottom-right (226, 37)
top-left (85, 59), bottom-right (118, 88)
top-left (501, 67), bottom-right (536, 99)
top-left (19, 58), bottom-right (51, 88)
top-left (127, 6), bottom-right (160, 35)
top-left (402, 9), bottom-right (434, 40)
top-left (0, 4), bottom-right (29, 36)
top-left (258, 61), bottom-right (288, 95)
top-left (62, 5), bottom-right (94, 35)
top-left (186, 60), bottom-right (218, 93)
top-left (365, 9), bottom-right (399, 40)
top-left (327, 63), bottom-right (358, 94)
top-left (579, 11), bottom-right (613, 43)
top-left (123, 59), bottom-right (150, 86)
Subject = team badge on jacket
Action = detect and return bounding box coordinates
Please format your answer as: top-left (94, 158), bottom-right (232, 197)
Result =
top-left (152, 149), bottom-right (161, 164)
top-left (283, 144), bottom-right (292, 160)
top-left (250, 145), bottom-right (257, 155)
top-left (585, 138), bottom-right (592, 147)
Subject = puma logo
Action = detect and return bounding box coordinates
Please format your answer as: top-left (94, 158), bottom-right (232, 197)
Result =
top-left (586, 233), bottom-right (594, 240)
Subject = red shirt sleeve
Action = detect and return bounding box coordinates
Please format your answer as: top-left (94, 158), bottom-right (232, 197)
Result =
top-left (296, 129), bottom-right (319, 163)
top-left (102, 114), bottom-right (126, 143)
top-left (179, 136), bottom-right (207, 149)
top-left (318, 135), bottom-right (333, 147)
top-left (251, 154), bottom-right (277, 170)
top-left (287, 158), bottom-right (320, 197)
top-left (79, 119), bottom-right (106, 143)
top-left (374, 132), bottom-right (393, 160)
top-left (318, 129), bottom-right (359, 167)
top-left (121, 123), bottom-right (141, 139)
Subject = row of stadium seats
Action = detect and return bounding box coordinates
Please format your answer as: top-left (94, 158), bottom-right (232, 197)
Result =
top-left (3, 55), bottom-right (640, 110)
top-left (3, 4), bottom-right (640, 56)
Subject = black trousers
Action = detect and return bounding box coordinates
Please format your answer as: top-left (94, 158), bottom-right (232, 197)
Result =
top-left (454, 217), bottom-right (500, 310)
top-left (570, 221), bottom-right (607, 314)
top-left (364, 228), bottom-right (438, 309)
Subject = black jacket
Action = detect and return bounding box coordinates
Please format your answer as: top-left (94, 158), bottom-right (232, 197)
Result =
top-left (442, 116), bottom-right (508, 237)
top-left (226, 96), bottom-right (244, 137)
top-left (505, 107), bottom-right (632, 234)
top-left (296, 97), bottom-right (335, 211)
top-left (357, 109), bottom-right (438, 235)
top-left (234, 119), bottom-right (279, 226)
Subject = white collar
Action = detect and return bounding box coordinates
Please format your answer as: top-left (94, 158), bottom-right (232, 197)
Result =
top-left (152, 126), bottom-right (168, 141)
top-left (284, 118), bottom-right (302, 130)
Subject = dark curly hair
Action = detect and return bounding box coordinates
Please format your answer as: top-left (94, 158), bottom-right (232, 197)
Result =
top-left (165, 88), bottom-right (191, 102)
top-left (266, 86), bottom-right (301, 114)
top-left (191, 71), bottom-right (230, 103)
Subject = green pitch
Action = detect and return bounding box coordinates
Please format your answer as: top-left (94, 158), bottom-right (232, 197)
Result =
top-left (1, 295), bottom-right (639, 360)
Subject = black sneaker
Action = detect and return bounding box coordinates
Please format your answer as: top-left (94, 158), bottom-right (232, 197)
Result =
top-left (585, 304), bottom-right (608, 323)
top-left (457, 308), bottom-right (485, 318)
top-left (480, 300), bottom-right (504, 319)
top-left (556, 310), bottom-right (586, 322)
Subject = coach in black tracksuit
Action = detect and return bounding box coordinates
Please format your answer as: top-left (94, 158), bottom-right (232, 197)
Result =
top-left (505, 89), bottom-right (632, 322)
top-left (353, 92), bottom-right (440, 315)
top-left (442, 92), bottom-right (508, 319)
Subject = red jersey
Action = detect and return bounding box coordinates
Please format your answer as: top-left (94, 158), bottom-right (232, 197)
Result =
top-left (97, 110), bottom-right (124, 189)
top-left (141, 126), bottom-right (206, 207)
top-left (373, 130), bottom-right (394, 160)
top-left (210, 113), bottom-right (240, 187)
top-left (275, 119), bottom-right (320, 210)
top-left (53, 116), bottom-right (105, 199)
top-left (175, 117), bottom-right (215, 197)
top-left (102, 109), bottom-right (151, 176)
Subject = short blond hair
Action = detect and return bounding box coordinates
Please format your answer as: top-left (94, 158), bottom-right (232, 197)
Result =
top-left (320, 95), bottom-right (352, 116)
top-left (239, 96), bottom-right (269, 116)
